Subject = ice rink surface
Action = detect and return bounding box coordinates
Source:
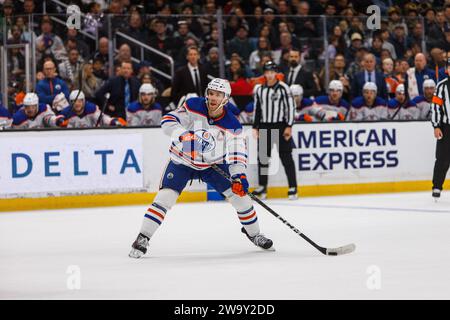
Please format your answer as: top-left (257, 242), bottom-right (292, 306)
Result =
top-left (1, 191), bottom-right (450, 300)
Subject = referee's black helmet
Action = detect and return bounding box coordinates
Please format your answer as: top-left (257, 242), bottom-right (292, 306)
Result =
top-left (263, 60), bottom-right (278, 72)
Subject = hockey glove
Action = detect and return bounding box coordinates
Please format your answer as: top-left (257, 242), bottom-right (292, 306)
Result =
top-left (55, 116), bottom-right (66, 127)
top-left (111, 117), bottom-right (127, 127)
top-left (231, 174), bottom-right (249, 197)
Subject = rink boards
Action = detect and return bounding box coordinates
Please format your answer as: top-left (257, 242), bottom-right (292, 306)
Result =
top-left (0, 121), bottom-right (444, 211)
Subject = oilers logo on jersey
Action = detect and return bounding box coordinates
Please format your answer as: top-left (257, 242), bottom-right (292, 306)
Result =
top-left (195, 129), bottom-right (216, 153)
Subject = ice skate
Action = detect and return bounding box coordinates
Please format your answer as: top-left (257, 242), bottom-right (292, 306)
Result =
top-left (288, 187), bottom-right (298, 200)
top-left (129, 233), bottom-right (150, 258)
top-left (432, 188), bottom-right (441, 202)
top-left (252, 186), bottom-right (267, 200)
top-left (241, 227), bottom-right (274, 251)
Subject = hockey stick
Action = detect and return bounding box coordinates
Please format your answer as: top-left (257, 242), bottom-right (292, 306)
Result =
top-left (95, 92), bottom-right (110, 127)
top-left (211, 164), bottom-right (356, 256)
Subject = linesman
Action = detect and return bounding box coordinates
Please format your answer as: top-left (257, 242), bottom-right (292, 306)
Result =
top-left (431, 57), bottom-right (450, 199)
top-left (252, 61), bottom-right (298, 200)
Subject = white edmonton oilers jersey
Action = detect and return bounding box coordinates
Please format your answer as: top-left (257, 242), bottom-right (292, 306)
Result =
top-left (12, 103), bottom-right (63, 129)
top-left (126, 101), bottom-right (163, 126)
top-left (60, 101), bottom-right (115, 128)
top-left (161, 97), bottom-right (247, 177)
top-left (412, 95), bottom-right (432, 120)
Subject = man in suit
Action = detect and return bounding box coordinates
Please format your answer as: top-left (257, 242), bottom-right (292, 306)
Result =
top-left (351, 53), bottom-right (388, 100)
top-left (96, 61), bottom-right (140, 119)
top-left (171, 45), bottom-right (208, 105)
top-left (284, 48), bottom-right (318, 98)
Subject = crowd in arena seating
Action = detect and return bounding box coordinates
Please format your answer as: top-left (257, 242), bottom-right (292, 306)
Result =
top-left (0, 0), bottom-right (450, 129)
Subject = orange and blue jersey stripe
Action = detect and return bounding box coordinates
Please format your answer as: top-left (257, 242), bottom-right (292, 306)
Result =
top-left (238, 207), bottom-right (257, 225)
top-left (144, 202), bottom-right (167, 225)
top-left (161, 113), bottom-right (180, 125)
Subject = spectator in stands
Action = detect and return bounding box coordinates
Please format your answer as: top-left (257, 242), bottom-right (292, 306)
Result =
top-left (36, 60), bottom-right (70, 108)
top-left (284, 48), bottom-right (317, 98)
top-left (95, 61), bottom-right (140, 119)
top-left (180, 4), bottom-right (204, 39)
top-left (370, 35), bottom-right (384, 61)
top-left (228, 24), bottom-right (253, 63)
top-left (294, 1), bottom-right (318, 38)
top-left (428, 47), bottom-right (447, 82)
top-left (2, 1), bottom-right (15, 31)
top-left (14, 16), bottom-right (35, 44)
top-left (172, 20), bottom-right (202, 67)
top-left (351, 53), bottom-right (388, 100)
top-left (7, 46), bottom-right (25, 82)
top-left (121, 12), bottom-right (148, 58)
top-left (83, 2), bottom-right (103, 37)
top-left (349, 82), bottom-right (388, 121)
top-left (58, 48), bottom-right (83, 89)
top-left (92, 56), bottom-right (108, 81)
top-left (226, 57), bottom-right (253, 96)
top-left (404, 53), bottom-right (435, 100)
top-left (407, 22), bottom-right (424, 50)
top-left (273, 31), bottom-right (294, 65)
top-left (251, 52), bottom-right (273, 77)
top-left (204, 47), bottom-right (220, 79)
top-left (380, 28), bottom-right (397, 60)
top-left (136, 61), bottom-right (164, 95)
top-left (345, 32), bottom-right (364, 63)
top-left (387, 84), bottom-right (419, 120)
top-left (65, 28), bottom-right (91, 60)
top-left (79, 62), bottom-right (104, 103)
top-left (390, 24), bottom-right (408, 60)
top-left (382, 58), bottom-right (400, 99)
top-left (202, 26), bottom-right (219, 57)
top-left (7, 25), bottom-right (26, 45)
top-left (171, 46), bottom-right (208, 105)
top-left (148, 19), bottom-right (173, 57)
top-left (248, 6), bottom-right (264, 38)
top-left (249, 37), bottom-right (272, 73)
top-left (114, 43), bottom-right (139, 73)
top-left (92, 37), bottom-right (109, 65)
top-left (35, 17), bottom-right (67, 63)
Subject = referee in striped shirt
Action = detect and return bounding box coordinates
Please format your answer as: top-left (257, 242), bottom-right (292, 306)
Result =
top-left (252, 61), bottom-right (298, 200)
top-left (431, 56), bottom-right (450, 199)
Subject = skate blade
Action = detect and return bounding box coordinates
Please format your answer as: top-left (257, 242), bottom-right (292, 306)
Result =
top-left (129, 249), bottom-right (145, 259)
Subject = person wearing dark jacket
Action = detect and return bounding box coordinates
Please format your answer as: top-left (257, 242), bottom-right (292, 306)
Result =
top-left (351, 53), bottom-right (388, 100)
top-left (171, 46), bottom-right (208, 105)
top-left (95, 61), bottom-right (140, 119)
top-left (284, 48), bottom-right (318, 98)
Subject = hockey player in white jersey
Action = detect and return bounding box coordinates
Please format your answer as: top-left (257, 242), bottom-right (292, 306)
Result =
top-left (349, 82), bottom-right (388, 121)
top-left (312, 80), bottom-right (350, 121)
top-left (387, 84), bottom-right (419, 120)
top-left (12, 93), bottom-right (65, 129)
top-left (129, 78), bottom-right (274, 258)
top-left (290, 84), bottom-right (314, 122)
top-left (0, 102), bottom-right (12, 129)
top-left (126, 83), bottom-right (162, 126)
top-left (412, 79), bottom-right (436, 120)
top-left (60, 90), bottom-right (125, 128)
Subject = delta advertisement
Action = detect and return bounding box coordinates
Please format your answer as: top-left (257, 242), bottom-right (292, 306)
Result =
top-left (0, 133), bottom-right (144, 196)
